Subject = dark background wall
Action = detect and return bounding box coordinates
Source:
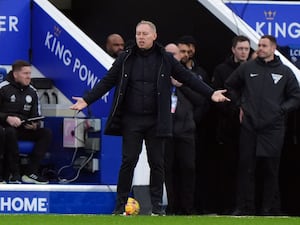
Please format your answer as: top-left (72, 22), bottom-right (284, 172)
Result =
top-left (70, 0), bottom-right (235, 78)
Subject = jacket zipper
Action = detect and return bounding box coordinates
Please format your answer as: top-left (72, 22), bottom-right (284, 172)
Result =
top-left (110, 51), bottom-right (131, 117)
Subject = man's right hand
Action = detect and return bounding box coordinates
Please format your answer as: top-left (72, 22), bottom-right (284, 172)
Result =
top-left (69, 97), bottom-right (88, 111)
top-left (6, 116), bottom-right (22, 128)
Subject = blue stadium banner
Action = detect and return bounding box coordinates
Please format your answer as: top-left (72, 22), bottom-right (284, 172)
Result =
top-left (0, 191), bottom-right (49, 214)
top-left (226, 1), bottom-right (300, 47)
top-left (226, 1), bottom-right (300, 68)
top-left (0, 0), bottom-right (31, 64)
top-left (31, 1), bottom-right (112, 117)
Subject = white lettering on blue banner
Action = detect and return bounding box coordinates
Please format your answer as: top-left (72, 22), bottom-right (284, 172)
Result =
top-left (226, 3), bottom-right (300, 46)
top-left (0, 196), bottom-right (49, 213)
top-left (43, 30), bottom-right (110, 103)
top-left (0, 0), bottom-right (30, 63)
top-left (256, 22), bottom-right (300, 39)
top-left (44, 31), bottom-right (73, 67)
top-left (290, 48), bottom-right (300, 57)
top-left (43, 29), bottom-right (110, 103)
top-left (0, 15), bottom-right (19, 32)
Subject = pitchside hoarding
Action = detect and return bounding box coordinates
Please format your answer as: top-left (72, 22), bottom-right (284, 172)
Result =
top-left (0, 187), bottom-right (116, 214)
top-left (0, 0), bottom-right (30, 64)
top-left (0, 192), bottom-right (49, 214)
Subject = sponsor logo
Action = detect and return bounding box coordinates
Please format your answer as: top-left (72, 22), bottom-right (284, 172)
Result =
top-left (227, 3), bottom-right (300, 45)
top-left (250, 73), bottom-right (259, 77)
top-left (256, 10), bottom-right (300, 39)
top-left (264, 10), bottom-right (276, 21)
top-left (290, 48), bottom-right (300, 57)
top-left (10, 94), bottom-right (16, 102)
top-left (43, 26), bottom-right (109, 103)
top-left (255, 10), bottom-right (300, 39)
top-left (23, 104), bottom-right (31, 111)
top-left (25, 95), bottom-right (32, 103)
top-left (271, 73), bottom-right (283, 84)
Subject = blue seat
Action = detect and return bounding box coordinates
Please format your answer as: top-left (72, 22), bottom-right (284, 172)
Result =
top-left (18, 141), bottom-right (35, 167)
top-left (0, 67), bottom-right (7, 82)
top-left (18, 141), bottom-right (35, 155)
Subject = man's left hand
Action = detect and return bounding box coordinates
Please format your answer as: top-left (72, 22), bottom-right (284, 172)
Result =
top-left (211, 89), bottom-right (231, 102)
top-left (24, 122), bottom-right (38, 130)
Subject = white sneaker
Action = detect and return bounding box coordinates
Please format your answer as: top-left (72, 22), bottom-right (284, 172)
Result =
top-left (22, 174), bottom-right (49, 184)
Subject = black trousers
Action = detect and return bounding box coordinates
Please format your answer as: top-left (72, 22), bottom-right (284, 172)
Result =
top-left (0, 126), bottom-right (6, 179)
top-left (116, 114), bottom-right (165, 211)
top-left (236, 126), bottom-right (281, 213)
top-left (0, 125), bottom-right (20, 177)
top-left (164, 134), bottom-right (195, 215)
top-left (4, 126), bottom-right (52, 176)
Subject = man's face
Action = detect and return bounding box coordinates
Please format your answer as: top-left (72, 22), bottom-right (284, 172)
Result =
top-left (188, 44), bottom-right (195, 59)
top-left (177, 43), bottom-right (190, 64)
top-left (13, 66), bottom-right (31, 86)
top-left (135, 24), bottom-right (157, 50)
top-left (232, 41), bottom-right (250, 63)
top-left (106, 36), bottom-right (124, 58)
top-left (257, 38), bottom-right (276, 61)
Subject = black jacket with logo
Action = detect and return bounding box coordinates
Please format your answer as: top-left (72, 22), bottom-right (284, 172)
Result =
top-left (0, 71), bottom-right (40, 126)
top-left (226, 56), bottom-right (300, 156)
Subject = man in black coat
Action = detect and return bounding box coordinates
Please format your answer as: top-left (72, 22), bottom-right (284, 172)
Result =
top-left (212, 35), bottom-right (251, 214)
top-left (70, 20), bottom-right (229, 215)
top-left (226, 35), bottom-right (300, 216)
top-left (164, 43), bottom-right (206, 215)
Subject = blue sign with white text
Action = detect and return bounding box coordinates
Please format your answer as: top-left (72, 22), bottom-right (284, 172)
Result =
top-left (0, 191), bottom-right (49, 214)
top-left (0, 0), bottom-right (31, 64)
top-left (31, 2), bottom-right (112, 117)
top-left (226, 2), bottom-right (300, 47)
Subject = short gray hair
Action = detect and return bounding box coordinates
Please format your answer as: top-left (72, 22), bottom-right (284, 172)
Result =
top-left (136, 20), bottom-right (156, 33)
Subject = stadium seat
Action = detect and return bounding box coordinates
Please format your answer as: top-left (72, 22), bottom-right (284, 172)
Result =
top-left (0, 66), bottom-right (7, 82)
top-left (18, 141), bottom-right (35, 155)
top-left (18, 141), bottom-right (35, 166)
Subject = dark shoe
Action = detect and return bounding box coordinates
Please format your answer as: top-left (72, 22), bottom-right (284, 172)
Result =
top-left (151, 211), bottom-right (166, 216)
top-left (0, 177), bottom-right (6, 184)
top-left (112, 210), bottom-right (125, 216)
top-left (9, 174), bottom-right (22, 184)
top-left (22, 174), bottom-right (49, 184)
top-left (165, 207), bottom-right (176, 215)
top-left (232, 208), bottom-right (255, 216)
top-left (112, 204), bottom-right (125, 216)
top-left (151, 208), bottom-right (166, 216)
top-left (259, 208), bottom-right (282, 216)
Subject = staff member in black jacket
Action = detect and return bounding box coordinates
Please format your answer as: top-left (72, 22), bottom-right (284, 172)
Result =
top-left (70, 20), bottom-right (229, 215)
top-left (226, 35), bottom-right (300, 216)
top-left (212, 35), bottom-right (251, 214)
top-left (0, 60), bottom-right (52, 184)
top-left (164, 43), bottom-right (205, 215)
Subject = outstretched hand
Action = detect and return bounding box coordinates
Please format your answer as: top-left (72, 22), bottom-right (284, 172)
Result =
top-left (69, 97), bottom-right (88, 111)
top-left (211, 89), bottom-right (230, 102)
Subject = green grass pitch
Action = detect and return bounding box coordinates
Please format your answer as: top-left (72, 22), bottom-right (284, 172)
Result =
top-left (0, 214), bottom-right (300, 225)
